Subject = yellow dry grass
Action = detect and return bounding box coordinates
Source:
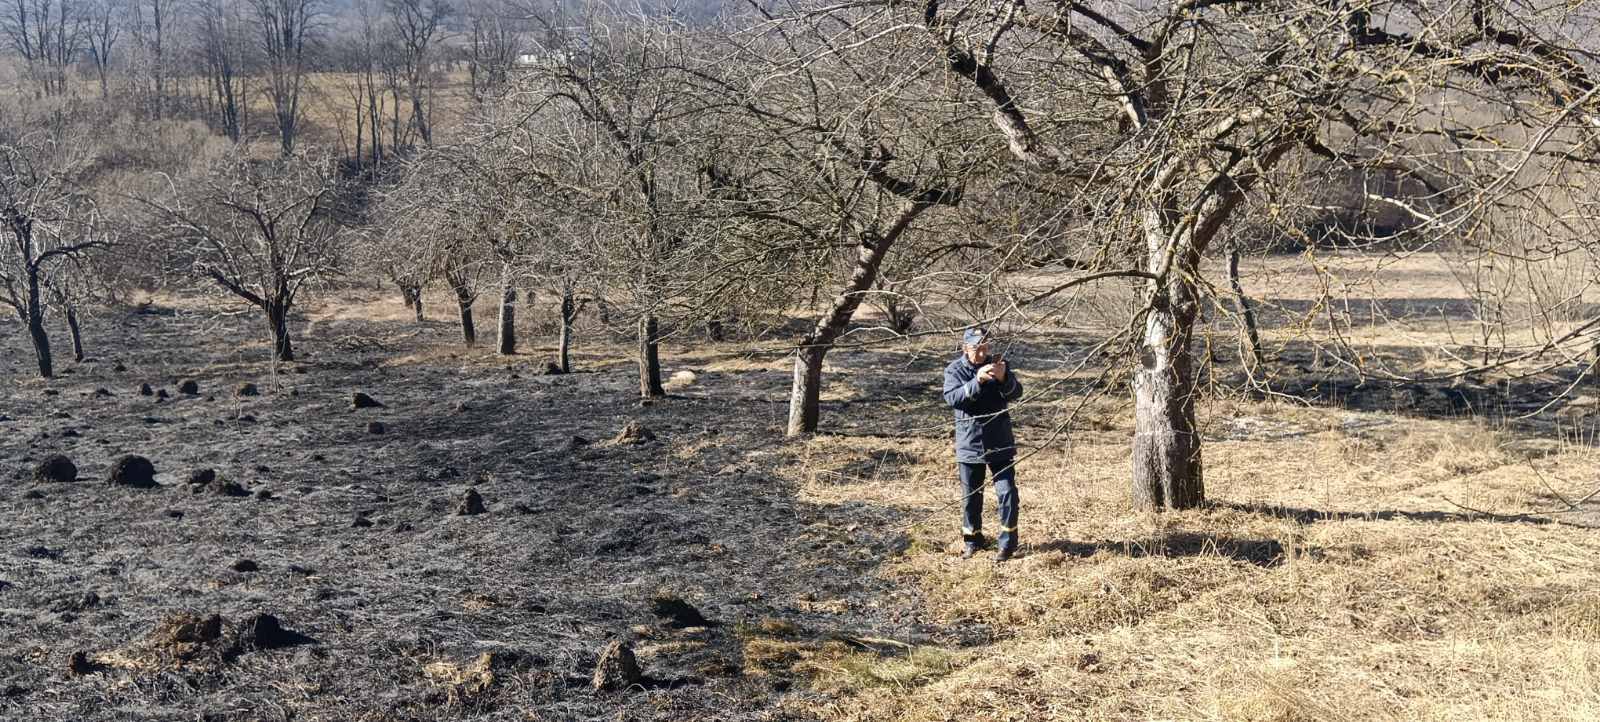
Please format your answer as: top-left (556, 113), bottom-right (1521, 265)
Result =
top-left (767, 386), bottom-right (1600, 720)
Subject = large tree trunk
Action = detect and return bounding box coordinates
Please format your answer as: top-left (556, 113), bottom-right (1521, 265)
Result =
top-left (638, 314), bottom-right (664, 398)
top-left (65, 305), bottom-right (84, 362)
top-left (496, 270), bottom-right (516, 355)
top-left (1132, 214), bottom-right (1204, 510)
top-left (266, 298), bottom-right (294, 362)
top-left (787, 346), bottom-right (826, 436)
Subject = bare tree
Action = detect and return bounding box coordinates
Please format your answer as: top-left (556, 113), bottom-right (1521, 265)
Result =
top-left (337, 0), bottom-right (393, 169)
top-left (144, 149), bottom-right (347, 361)
top-left (83, 0), bottom-right (119, 97)
top-left (439, 236), bottom-right (492, 346)
top-left (708, 14), bottom-right (973, 435)
top-left (385, 0), bottom-right (447, 147)
top-left (249, 0), bottom-right (319, 154)
top-left (1, 0), bottom-right (86, 96)
top-left (194, 0), bottom-right (252, 141)
top-left (462, 0), bottom-right (521, 102)
top-left (0, 126), bottom-right (105, 378)
top-left (129, 0), bottom-right (172, 116)
top-left (781, 0), bottom-right (1600, 508)
top-left (520, 9), bottom-right (734, 397)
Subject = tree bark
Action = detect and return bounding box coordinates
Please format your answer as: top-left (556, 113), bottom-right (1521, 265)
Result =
top-left (559, 285), bottom-right (575, 373)
top-left (26, 312), bottom-right (53, 379)
top-left (266, 298), bottom-right (294, 362)
top-left (1227, 244), bottom-right (1265, 378)
top-left (23, 268), bottom-right (53, 378)
top-left (787, 346), bottom-right (826, 436)
top-left (412, 288), bottom-right (425, 323)
top-left (1132, 216), bottom-right (1204, 510)
top-left (496, 271), bottom-right (516, 355)
top-left (456, 295), bottom-right (476, 346)
top-left (458, 301), bottom-right (476, 346)
top-left (65, 305), bottom-right (84, 362)
top-left (638, 314), bottom-right (664, 398)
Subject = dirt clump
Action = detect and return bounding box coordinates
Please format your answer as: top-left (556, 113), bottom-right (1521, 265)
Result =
top-left (543, 362), bottom-right (565, 375)
top-left (186, 468), bottom-right (217, 485)
top-left (591, 638), bottom-right (643, 692)
top-left (367, 420), bottom-right (386, 435)
top-left (178, 380), bottom-right (200, 395)
top-left (66, 651), bottom-right (100, 677)
top-left (457, 488), bottom-right (487, 516)
top-left (93, 387), bottom-right (113, 397)
top-left (231, 559), bottom-right (259, 573)
top-left (611, 421), bottom-right (657, 445)
top-left (138, 383), bottom-right (153, 396)
top-left (106, 455), bottom-right (157, 488)
top-left (33, 455), bottom-right (77, 483)
top-left (235, 383), bottom-right (260, 397)
top-left (232, 613), bottom-right (308, 652)
top-left (651, 594), bottom-right (713, 628)
top-left (126, 612), bottom-right (227, 664)
top-left (351, 392), bottom-right (385, 409)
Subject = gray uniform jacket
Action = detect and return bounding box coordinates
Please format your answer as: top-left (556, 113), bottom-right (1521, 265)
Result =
top-left (942, 355), bottom-right (1023, 463)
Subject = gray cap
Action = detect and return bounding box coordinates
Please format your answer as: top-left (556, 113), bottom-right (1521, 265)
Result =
top-left (962, 327), bottom-right (989, 346)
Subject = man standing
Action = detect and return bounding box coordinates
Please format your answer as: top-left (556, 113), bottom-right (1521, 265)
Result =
top-left (942, 326), bottom-right (1024, 562)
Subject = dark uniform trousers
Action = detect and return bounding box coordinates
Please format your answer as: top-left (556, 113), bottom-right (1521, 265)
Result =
top-left (960, 454), bottom-right (1018, 552)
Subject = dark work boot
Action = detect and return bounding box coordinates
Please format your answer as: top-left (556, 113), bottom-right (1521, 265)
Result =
top-left (961, 532), bottom-right (987, 559)
top-left (994, 546), bottom-right (1017, 563)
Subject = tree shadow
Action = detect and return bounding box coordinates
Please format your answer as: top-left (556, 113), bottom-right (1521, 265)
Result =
top-left (1032, 532), bottom-right (1310, 567)
top-left (1213, 500), bottom-right (1571, 527)
top-left (1198, 330), bottom-right (1598, 439)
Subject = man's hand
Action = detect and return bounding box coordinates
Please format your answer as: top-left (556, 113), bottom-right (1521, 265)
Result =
top-left (991, 357), bottom-right (1008, 382)
top-left (976, 364), bottom-right (996, 383)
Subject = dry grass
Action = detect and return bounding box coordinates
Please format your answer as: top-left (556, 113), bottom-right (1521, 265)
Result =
top-left (763, 387), bottom-right (1600, 721)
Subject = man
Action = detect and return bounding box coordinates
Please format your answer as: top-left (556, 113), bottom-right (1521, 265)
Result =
top-left (942, 326), bottom-right (1024, 562)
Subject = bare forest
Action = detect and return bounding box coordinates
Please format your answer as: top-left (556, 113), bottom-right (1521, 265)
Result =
top-left (5, 0), bottom-right (1600, 719)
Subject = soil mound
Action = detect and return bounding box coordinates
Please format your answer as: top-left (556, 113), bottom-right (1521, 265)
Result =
top-left (611, 421), bottom-right (657, 445)
top-left (591, 639), bottom-right (642, 692)
top-left (457, 488), bottom-right (487, 516)
top-left (33, 455), bottom-right (76, 483)
top-left (351, 392), bottom-right (384, 409)
top-left (106, 455), bottom-right (157, 488)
